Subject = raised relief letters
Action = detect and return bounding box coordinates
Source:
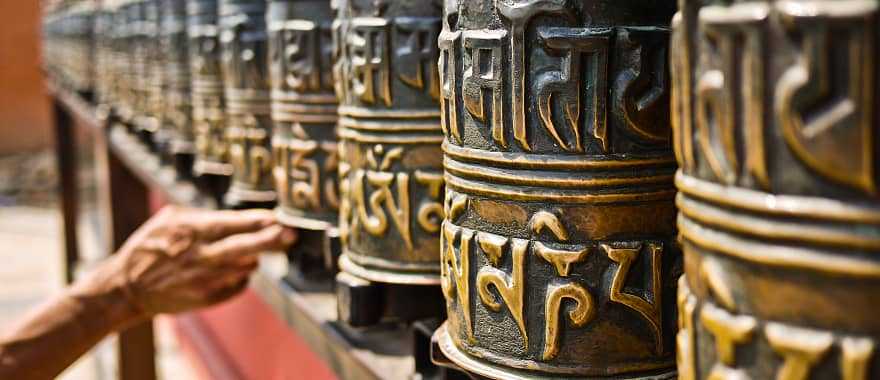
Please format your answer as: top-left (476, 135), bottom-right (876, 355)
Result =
top-left (695, 3), bottom-right (769, 187)
top-left (395, 17), bottom-right (440, 99)
top-left (274, 20), bottom-right (321, 92)
top-left (536, 27), bottom-right (610, 152)
top-left (348, 18), bottom-right (391, 106)
top-left (462, 30), bottom-right (506, 148)
top-left (613, 27), bottom-right (671, 144)
top-left (775, 0), bottom-right (877, 195)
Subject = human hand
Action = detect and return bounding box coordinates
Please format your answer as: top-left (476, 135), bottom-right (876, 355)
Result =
top-left (82, 206), bottom-right (297, 322)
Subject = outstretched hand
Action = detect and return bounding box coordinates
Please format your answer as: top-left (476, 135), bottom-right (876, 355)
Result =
top-left (84, 205), bottom-right (297, 320)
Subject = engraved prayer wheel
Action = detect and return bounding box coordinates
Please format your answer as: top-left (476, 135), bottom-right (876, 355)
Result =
top-left (111, 1), bottom-right (133, 118)
top-left (672, 1), bottom-right (880, 379)
top-left (135, 0), bottom-right (160, 148)
top-left (189, 0), bottom-right (233, 201)
top-left (220, 0), bottom-right (276, 208)
top-left (268, 0), bottom-right (340, 285)
top-left (161, 0), bottom-right (196, 179)
top-left (95, 5), bottom-right (114, 106)
top-left (116, 0), bottom-right (142, 124)
top-left (433, 0), bottom-right (680, 378)
top-left (335, 0), bottom-right (446, 286)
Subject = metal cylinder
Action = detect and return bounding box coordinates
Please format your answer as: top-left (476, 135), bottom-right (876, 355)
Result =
top-left (671, 1), bottom-right (880, 379)
top-left (95, 5), bottom-right (114, 105)
top-left (335, 0), bottom-right (446, 285)
top-left (161, 0), bottom-right (196, 178)
top-left (268, 0), bottom-right (338, 232)
top-left (434, 0), bottom-right (679, 378)
top-left (219, 0), bottom-right (275, 207)
top-left (189, 0), bottom-right (233, 181)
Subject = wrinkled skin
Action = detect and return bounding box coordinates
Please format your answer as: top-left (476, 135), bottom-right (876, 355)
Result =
top-left (0, 206), bottom-right (297, 379)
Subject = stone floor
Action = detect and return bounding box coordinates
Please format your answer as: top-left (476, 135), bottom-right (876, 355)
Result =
top-left (0, 206), bottom-right (197, 380)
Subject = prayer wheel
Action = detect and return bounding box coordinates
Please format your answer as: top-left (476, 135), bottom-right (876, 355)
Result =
top-left (335, 0), bottom-right (445, 286)
top-left (220, 0), bottom-right (276, 208)
top-left (116, 0), bottom-right (141, 124)
top-left (334, 0), bottom-right (447, 325)
top-left (94, 5), bottom-right (114, 106)
top-left (161, 0), bottom-right (196, 179)
top-left (135, 0), bottom-right (161, 149)
top-left (671, 1), bottom-right (880, 379)
top-left (189, 0), bottom-right (233, 201)
top-left (268, 0), bottom-right (340, 285)
top-left (433, 0), bottom-right (679, 378)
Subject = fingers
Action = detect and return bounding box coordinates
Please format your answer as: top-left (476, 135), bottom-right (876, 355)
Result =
top-left (200, 225), bottom-right (298, 263)
top-left (187, 209), bottom-right (278, 241)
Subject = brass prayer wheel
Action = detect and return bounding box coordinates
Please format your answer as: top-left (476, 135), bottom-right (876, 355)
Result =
top-left (94, 5), bottom-right (114, 106)
top-left (189, 0), bottom-right (234, 189)
top-left (161, 0), bottom-right (196, 178)
top-left (268, 0), bottom-right (338, 231)
top-left (433, 0), bottom-right (679, 378)
top-left (220, 0), bottom-right (276, 208)
top-left (136, 0), bottom-right (161, 148)
top-left (116, 0), bottom-right (142, 123)
top-left (335, 0), bottom-right (446, 286)
top-left (672, 1), bottom-right (880, 379)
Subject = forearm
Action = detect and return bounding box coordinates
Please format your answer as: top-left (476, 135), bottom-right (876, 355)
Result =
top-left (0, 264), bottom-right (141, 379)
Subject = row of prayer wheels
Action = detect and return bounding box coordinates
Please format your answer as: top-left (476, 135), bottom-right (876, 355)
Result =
top-left (42, 0), bottom-right (880, 378)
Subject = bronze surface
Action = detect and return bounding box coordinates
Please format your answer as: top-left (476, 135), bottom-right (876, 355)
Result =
top-left (435, 0), bottom-right (680, 378)
top-left (219, 0), bottom-right (276, 206)
top-left (334, 0), bottom-right (446, 285)
top-left (672, 0), bottom-right (880, 379)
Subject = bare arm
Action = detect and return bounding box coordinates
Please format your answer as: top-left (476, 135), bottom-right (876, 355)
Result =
top-left (0, 206), bottom-right (297, 379)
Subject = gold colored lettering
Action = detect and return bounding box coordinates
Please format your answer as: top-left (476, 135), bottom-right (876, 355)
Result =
top-left (529, 211), bottom-right (569, 242)
top-left (439, 28), bottom-right (461, 143)
top-left (477, 238), bottom-right (528, 350)
top-left (462, 30), bottom-right (506, 148)
top-left (349, 18), bottom-right (392, 106)
top-left (535, 242), bottom-right (587, 278)
top-left (766, 323), bottom-right (833, 380)
top-left (603, 242), bottom-right (664, 355)
top-left (676, 277), bottom-right (698, 380)
top-left (394, 17), bottom-right (440, 99)
top-left (441, 223), bottom-right (474, 343)
top-left (543, 282), bottom-right (594, 360)
top-left (841, 337), bottom-right (874, 380)
top-left (415, 171), bottom-right (444, 233)
top-left (701, 302), bottom-right (756, 379)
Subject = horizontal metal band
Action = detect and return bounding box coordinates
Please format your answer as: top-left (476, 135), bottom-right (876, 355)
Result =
top-left (443, 141), bottom-right (676, 171)
top-left (676, 172), bottom-right (880, 225)
top-left (445, 173), bottom-right (676, 204)
top-left (678, 215), bottom-right (880, 278)
top-left (339, 253), bottom-right (441, 286)
top-left (436, 323), bottom-right (675, 378)
top-left (225, 99), bottom-right (271, 114)
top-left (338, 127), bottom-right (444, 144)
top-left (224, 89), bottom-right (271, 102)
top-left (338, 116), bottom-right (441, 132)
top-left (270, 90), bottom-right (337, 105)
top-left (678, 192), bottom-right (880, 251)
top-left (271, 111), bottom-right (337, 124)
top-left (338, 105), bottom-right (441, 119)
top-left (270, 100), bottom-right (337, 114)
top-left (444, 156), bottom-right (674, 190)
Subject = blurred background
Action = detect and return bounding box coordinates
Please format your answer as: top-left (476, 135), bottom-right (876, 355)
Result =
top-left (0, 1), bottom-right (195, 378)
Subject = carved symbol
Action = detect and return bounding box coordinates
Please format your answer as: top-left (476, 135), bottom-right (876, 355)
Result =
top-left (535, 242), bottom-right (587, 277)
top-left (536, 27), bottom-right (610, 152)
top-left (272, 20), bottom-right (321, 92)
top-left (696, 3), bottom-right (769, 187)
top-left (439, 28), bottom-right (461, 143)
top-left (441, 223), bottom-right (473, 342)
top-left (462, 30), bottom-right (507, 147)
top-left (700, 302), bottom-right (756, 379)
top-left (766, 323), bottom-right (833, 380)
top-left (529, 211), bottom-right (569, 241)
top-left (349, 17), bottom-right (392, 106)
top-left (394, 17), bottom-right (440, 99)
top-left (612, 27), bottom-right (671, 144)
top-left (446, 192), bottom-right (468, 222)
top-left (671, 13), bottom-right (696, 171)
top-left (543, 282), bottom-right (594, 360)
top-left (497, 0), bottom-right (568, 151)
top-left (841, 337), bottom-right (874, 380)
top-left (602, 242), bottom-right (664, 355)
top-left (415, 171), bottom-right (444, 233)
top-left (776, 1), bottom-right (877, 194)
top-left (352, 145), bottom-right (412, 250)
top-left (477, 237), bottom-right (528, 350)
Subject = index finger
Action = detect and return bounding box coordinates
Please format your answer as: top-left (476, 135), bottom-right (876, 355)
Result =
top-left (189, 209), bottom-right (278, 241)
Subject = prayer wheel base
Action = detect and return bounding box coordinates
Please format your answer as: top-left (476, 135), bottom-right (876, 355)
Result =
top-left (172, 152), bottom-right (194, 182)
top-left (335, 270), bottom-right (445, 328)
top-left (433, 324), bottom-right (677, 380)
top-left (283, 229), bottom-right (338, 292)
top-left (193, 172), bottom-right (231, 207)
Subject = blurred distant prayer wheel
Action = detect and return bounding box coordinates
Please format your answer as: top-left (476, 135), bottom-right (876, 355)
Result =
top-left (268, 0), bottom-right (340, 285)
top-left (189, 0), bottom-right (233, 201)
top-left (137, 0), bottom-right (161, 151)
top-left (432, 0), bottom-right (679, 378)
top-left (220, 0), bottom-right (276, 208)
top-left (161, 0), bottom-right (196, 179)
top-left (334, 0), bottom-right (446, 325)
top-left (672, 1), bottom-right (880, 379)
top-left (117, 0), bottom-right (142, 125)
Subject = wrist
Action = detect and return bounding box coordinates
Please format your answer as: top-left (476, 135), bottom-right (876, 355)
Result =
top-left (69, 257), bottom-right (147, 329)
